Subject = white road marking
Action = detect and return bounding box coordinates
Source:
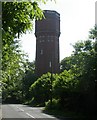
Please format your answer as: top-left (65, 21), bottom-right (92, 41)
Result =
top-left (26, 112), bottom-right (35, 118)
top-left (16, 107), bottom-right (24, 112)
top-left (16, 106), bottom-right (35, 118)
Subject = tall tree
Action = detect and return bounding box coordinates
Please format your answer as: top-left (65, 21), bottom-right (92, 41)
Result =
top-left (60, 25), bottom-right (97, 114)
top-left (2, 0), bottom-right (53, 103)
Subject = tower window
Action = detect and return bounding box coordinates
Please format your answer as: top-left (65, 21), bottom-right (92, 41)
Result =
top-left (40, 40), bottom-right (44, 42)
top-left (49, 61), bottom-right (52, 68)
top-left (48, 39), bottom-right (50, 42)
top-left (40, 50), bottom-right (43, 55)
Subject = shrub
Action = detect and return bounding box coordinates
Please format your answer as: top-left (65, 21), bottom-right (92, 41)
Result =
top-left (45, 99), bottom-right (61, 110)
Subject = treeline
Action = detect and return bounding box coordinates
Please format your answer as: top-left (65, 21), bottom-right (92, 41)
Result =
top-left (28, 26), bottom-right (97, 117)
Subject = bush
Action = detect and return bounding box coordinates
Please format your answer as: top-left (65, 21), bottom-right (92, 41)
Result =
top-left (45, 99), bottom-right (61, 110)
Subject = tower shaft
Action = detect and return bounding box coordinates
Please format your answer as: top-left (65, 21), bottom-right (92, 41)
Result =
top-left (35, 10), bottom-right (60, 77)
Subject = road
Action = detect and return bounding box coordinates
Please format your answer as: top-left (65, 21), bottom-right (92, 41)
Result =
top-left (1, 104), bottom-right (62, 119)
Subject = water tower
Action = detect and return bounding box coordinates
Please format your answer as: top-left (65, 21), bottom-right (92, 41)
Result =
top-left (35, 10), bottom-right (60, 77)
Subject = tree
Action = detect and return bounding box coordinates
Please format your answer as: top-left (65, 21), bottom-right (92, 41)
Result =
top-left (2, 0), bottom-right (54, 103)
top-left (22, 61), bottom-right (37, 101)
top-left (2, 39), bottom-right (27, 103)
top-left (60, 26), bottom-right (97, 114)
top-left (60, 56), bottom-right (72, 72)
top-left (89, 25), bottom-right (97, 115)
top-left (29, 73), bottom-right (52, 106)
top-left (53, 70), bottom-right (79, 110)
top-left (2, 1), bottom-right (44, 38)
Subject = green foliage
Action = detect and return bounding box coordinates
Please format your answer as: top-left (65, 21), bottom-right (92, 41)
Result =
top-left (89, 25), bottom-right (97, 40)
top-left (2, 39), bottom-right (27, 103)
top-left (2, 2), bottom-right (44, 37)
top-left (45, 99), bottom-right (60, 110)
top-left (53, 70), bottom-right (75, 96)
top-left (53, 70), bottom-right (79, 110)
top-left (29, 73), bottom-right (52, 106)
top-left (22, 61), bottom-right (37, 101)
top-left (2, 0), bottom-right (53, 103)
top-left (60, 56), bottom-right (72, 71)
top-left (59, 25), bottom-right (97, 114)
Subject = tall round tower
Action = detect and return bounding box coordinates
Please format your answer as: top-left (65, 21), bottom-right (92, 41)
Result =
top-left (35, 10), bottom-right (60, 77)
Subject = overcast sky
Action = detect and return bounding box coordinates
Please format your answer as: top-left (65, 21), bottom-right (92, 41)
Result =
top-left (20, 0), bottom-right (96, 62)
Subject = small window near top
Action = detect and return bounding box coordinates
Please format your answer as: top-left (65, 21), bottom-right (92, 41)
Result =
top-left (40, 50), bottom-right (43, 55)
top-left (49, 61), bottom-right (52, 68)
top-left (48, 39), bottom-right (50, 42)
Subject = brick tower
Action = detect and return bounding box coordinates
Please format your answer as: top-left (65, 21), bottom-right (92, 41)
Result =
top-left (35, 10), bottom-right (60, 77)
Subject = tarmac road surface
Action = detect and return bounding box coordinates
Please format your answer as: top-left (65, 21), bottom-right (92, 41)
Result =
top-left (1, 104), bottom-right (61, 119)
